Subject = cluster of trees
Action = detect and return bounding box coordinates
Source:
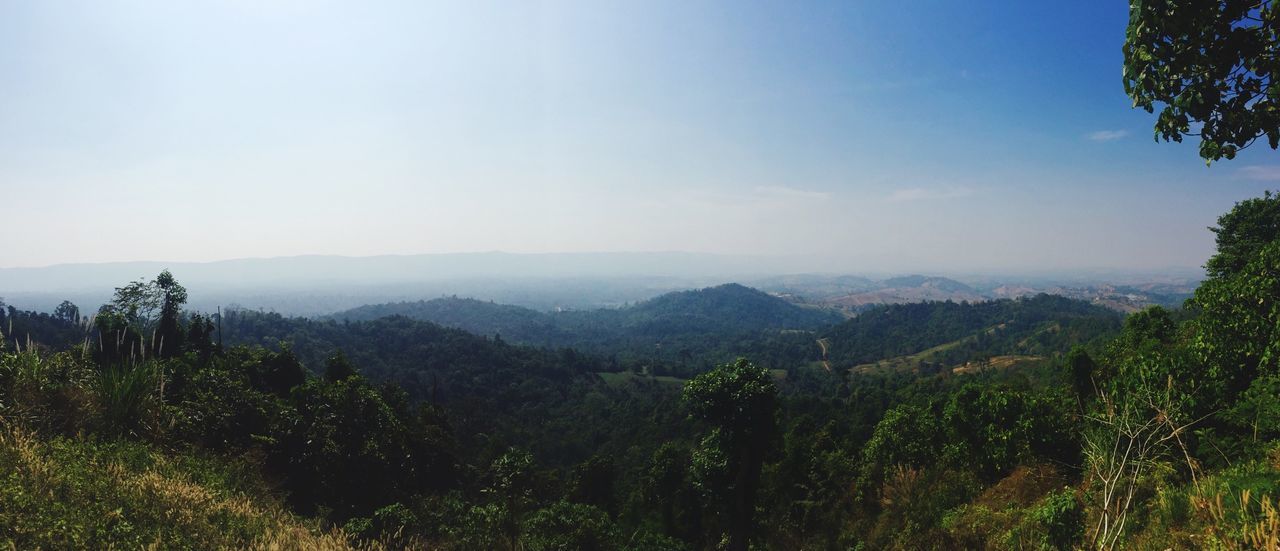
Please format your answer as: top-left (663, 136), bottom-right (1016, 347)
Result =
top-left (0, 299), bottom-right (88, 351)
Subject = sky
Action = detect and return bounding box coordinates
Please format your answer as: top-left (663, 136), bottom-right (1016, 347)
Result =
top-left (2, 0), bottom-right (1278, 272)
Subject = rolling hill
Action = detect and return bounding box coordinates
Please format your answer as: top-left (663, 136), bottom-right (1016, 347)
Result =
top-left (329, 284), bottom-right (842, 373)
top-left (820, 294), bottom-right (1121, 372)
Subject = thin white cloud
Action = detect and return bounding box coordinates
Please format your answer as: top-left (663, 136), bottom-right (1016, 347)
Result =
top-left (1088, 129), bottom-right (1129, 142)
top-left (753, 185), bottom-right (829, 200)
top-left (1236, 165), bottom-right (1280, 181)
top-left (886, 186), bottom-right (974, 202)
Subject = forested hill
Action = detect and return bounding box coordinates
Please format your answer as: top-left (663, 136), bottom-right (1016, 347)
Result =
top-left (609, 283), bottom-right (843, 331)
top-left (880, 275), bottom-right (975, 293)
top-left (821, 294), bottom-right (1121, 368)
top-left (331, 296), bottom-right (565, 343)
top-left (328, 283), bottom-right (841, 373)
top-left (333, 283), bottom-right (839, 332)
top-left (214, 309), bottom-right (675, 467)
top-left (221, 310), bottom-right (596, 405)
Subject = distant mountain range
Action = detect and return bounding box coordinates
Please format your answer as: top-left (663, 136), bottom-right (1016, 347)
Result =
top-left (753, 273), bottom-right (1198, 314)
top-left (0, 253), bottom-right (1202, 316)
top-left (0, 252), bottom-right (792, 315)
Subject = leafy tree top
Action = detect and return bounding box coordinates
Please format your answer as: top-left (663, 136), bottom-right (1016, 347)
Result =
top-left (1206, 191), bottom-right (1280, 278)
top-left (1124, 0), bottom-right (1280, 162)
top-left (682, 358), bottom-right (778, 441)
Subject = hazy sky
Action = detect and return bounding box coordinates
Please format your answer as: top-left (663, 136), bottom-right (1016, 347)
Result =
top-left (2, 1), bottom-right (1277, 271)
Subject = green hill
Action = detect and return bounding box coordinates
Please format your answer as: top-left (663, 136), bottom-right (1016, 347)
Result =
top-left (332, 296), bottom-right (565, 343)
top-left (821, 294), bottom-right (1120, 370)
top-left (328, 284), bottom-right (841, 373)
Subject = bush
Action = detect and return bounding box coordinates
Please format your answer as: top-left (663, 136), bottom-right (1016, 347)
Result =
top-left (1022, 488), bottom-right (1082, 550)
top-left (524, 501), bottom-right (621, 551)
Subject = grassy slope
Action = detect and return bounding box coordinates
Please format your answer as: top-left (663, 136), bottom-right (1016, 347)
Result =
top-left (849, 322), bottom-right (1064, 375)
top-left (0, 425), bottom-right (368, 550)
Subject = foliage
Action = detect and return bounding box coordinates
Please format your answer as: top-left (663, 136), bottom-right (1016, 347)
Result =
top-left (1023, 488), bottom-right (1084, 550)
top-left (942, 385), bottom-right (1078, 483)
top-left (683, 359), bottom-right (779, 551)
top-left (523, 501), bottom-right (620, 551)
top-left (273, 373), bottom-right (457, 519)
top-left (1124, 0), bottom-right (1280, 161)
top-left (1205, 191), bottom-right (1280, 279)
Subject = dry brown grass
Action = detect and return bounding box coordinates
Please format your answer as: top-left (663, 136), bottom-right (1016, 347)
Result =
top-left (1195, 489), bottom-right (1280, 551)
top-left (973, 464), bottom-right (1069, 510)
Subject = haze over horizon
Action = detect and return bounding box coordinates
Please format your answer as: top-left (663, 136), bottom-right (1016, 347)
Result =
top-left (0, 250), bottom-right (1208, 280)
top-left (3, 1), bottom-right (1277, 272)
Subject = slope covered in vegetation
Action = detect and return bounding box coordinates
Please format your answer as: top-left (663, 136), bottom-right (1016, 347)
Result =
top-left (4, 194), bottom-right (1280, 549)
top-left (821, 294), bottom-right (1121, 370)
top-left (328, 283), bottom-right (838, 376)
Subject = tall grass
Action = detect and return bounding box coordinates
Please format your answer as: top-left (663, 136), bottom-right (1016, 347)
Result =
top-left (95, 361), bottom-right (160, 436)
top-left (0, 349), bottom-right (94, 430)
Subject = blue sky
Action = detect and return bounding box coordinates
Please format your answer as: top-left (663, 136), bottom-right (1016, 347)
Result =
top-left (1, 1), bottom-right (1276, 271)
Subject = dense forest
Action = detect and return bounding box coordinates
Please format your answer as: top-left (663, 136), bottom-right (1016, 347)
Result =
top-left (327, 283), bottom-right (841, 377)
top-left (3, 193), bottom-right (1279, 549)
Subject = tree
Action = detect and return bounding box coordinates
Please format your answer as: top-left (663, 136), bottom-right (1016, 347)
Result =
top-left (942, 385), bottom-right (1077, 482)
top-left (153, 270), bottom-right (187, 357)
top-left (54, 301), bottom-right (80, 324)
top-left (1124, 0), bottom-right (1280, 162)
top-left (248, 345), bottom-right (307, 397)
top-left (487, 448), bottom-right (536, 551)
top-left (1066, 347), bottom-right (1100, 403)
top-left (274, 373), bottom-right (441, 520)
top-left (100, 271), bottom-right (187, 358)
top-left (1183, 193), bottom-right (1280, 409)
top-left (858, 403), bottom-right (944, 495)
top-left (644, 443), bottom-right (689, 537)
top-left (1204, 191), bottom-right (1280, 279)
top-left (682, 358), bottom-right (778, 551)
top-left (185, 313), bottom-right (216, 357)
top-left (94, 304), bottom-right (143, 363)
top-left (1193, 239), bottom-right (1280, 403)
top-left (568, 454), bottom-right (617, 516)
top-left (109, 279), bottom-right (161, 332)
top-left (323, 350), bottom-right (357, 382)
top-left (523, 501), bottom-right (620, 551)
top-left (1083, 381), bottom-right (1200, 550)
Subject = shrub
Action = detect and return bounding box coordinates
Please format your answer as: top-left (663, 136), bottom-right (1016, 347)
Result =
top-left (1022, 488), bottom-right (1083, 550)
